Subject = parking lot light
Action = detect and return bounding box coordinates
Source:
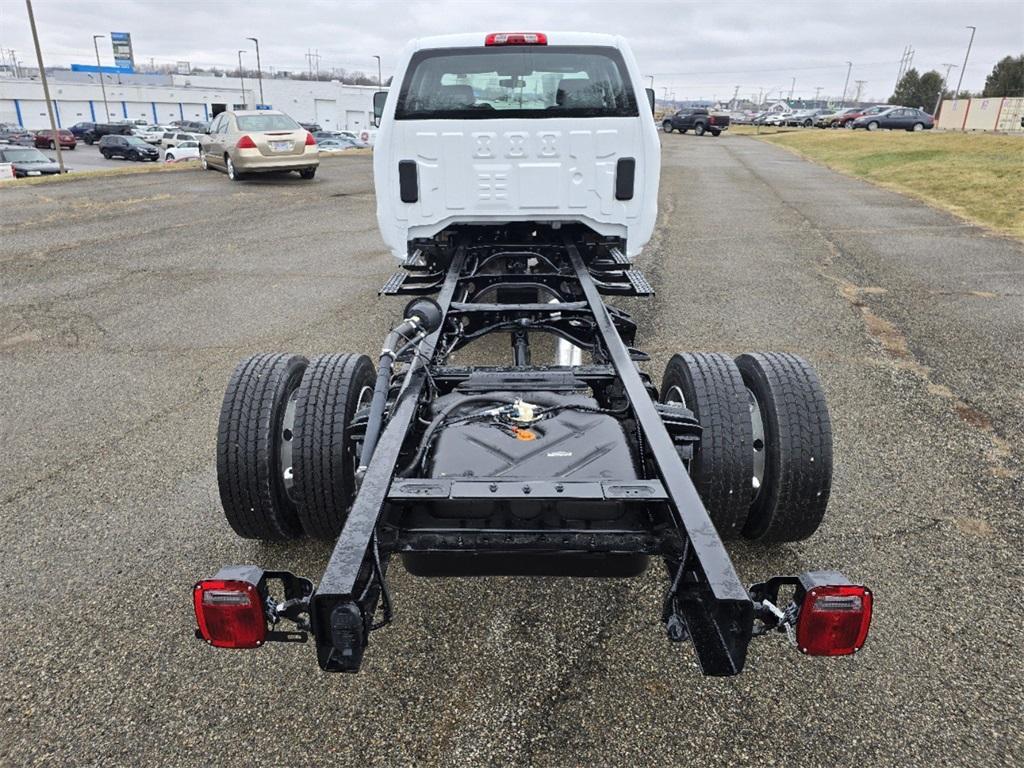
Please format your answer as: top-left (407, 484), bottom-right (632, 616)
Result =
top-left (246, 37), bottom-right (264, 107)
top-left (92, 35), bottom-right (110, 121)
top-left (237, 50), bottom-right (247, 109)
top-left (954, 26), bottom-right (976, 100)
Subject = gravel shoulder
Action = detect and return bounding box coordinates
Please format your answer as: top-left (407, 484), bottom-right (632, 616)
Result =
top-left (1, 141), bottom-right (1021, 767)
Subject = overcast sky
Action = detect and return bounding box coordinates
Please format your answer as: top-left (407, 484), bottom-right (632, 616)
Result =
top-left (1, 1), bottom-right (1021, 101)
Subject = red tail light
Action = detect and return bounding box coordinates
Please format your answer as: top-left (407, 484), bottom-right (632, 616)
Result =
top-left (709, 115), bottom-right (716, 125)
top-left (796, 584), bottom-right (872, 656)
top-left (485, 32), bottom-right (547, 46)
top-left (305, 131), bottom-right (317, 146)
top-left (236, 134), bottom-right (257, 149)
top-left (193, 579), bottom-right (266, 648)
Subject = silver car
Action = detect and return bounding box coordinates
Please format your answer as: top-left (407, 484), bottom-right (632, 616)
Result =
top-left (199, 110), bottom-right (319, 181)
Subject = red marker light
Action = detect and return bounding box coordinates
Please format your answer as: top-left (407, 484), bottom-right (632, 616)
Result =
top-left (796, 584), bottom-right (872, 656)
top-left (193, 579), bottom-right (267, 649)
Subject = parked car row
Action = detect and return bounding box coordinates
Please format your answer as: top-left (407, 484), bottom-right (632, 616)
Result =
top-left (3, 109), bottom-right (371, 180)
top-left (748, 104), bottom-right (935, 132)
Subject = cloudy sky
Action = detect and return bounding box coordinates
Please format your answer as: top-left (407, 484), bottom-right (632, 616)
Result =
top-left (2, 0), bottom-right (1021, 101)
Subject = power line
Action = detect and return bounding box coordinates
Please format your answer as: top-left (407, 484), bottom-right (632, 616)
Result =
top-left (652, 59), bottom-right (900, 77)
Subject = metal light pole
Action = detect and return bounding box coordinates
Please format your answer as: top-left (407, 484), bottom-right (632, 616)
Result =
top-left (954, 26), bottom-right (976, 99)
top-left (246, 37), bottom-right (264, 107)
top-left (92, 34), bottom-right (110, 121)
top-left (841, 61), bottom-right (852, 107)
top-left (373, 55), bottom-right (382, 88)
top-left (25, 0), bottom-right (64, 172)
top-left (237, 50), bottom-right (246, 108)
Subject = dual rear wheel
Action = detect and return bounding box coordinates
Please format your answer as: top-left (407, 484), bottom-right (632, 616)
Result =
top-left (216, 352), bottom-right (375, 541)
top-left (660, 352), bottom-right (832, 542)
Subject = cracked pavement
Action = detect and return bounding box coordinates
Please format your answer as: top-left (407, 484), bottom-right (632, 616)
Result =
top-left (1, 140), bottom-right (1022, 767)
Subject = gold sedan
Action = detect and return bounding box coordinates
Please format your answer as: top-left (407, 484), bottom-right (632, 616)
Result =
top-left (200, 110), bottom-right (319, 181)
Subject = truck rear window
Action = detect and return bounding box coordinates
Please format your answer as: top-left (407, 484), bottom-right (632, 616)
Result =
top-left (395, 46), bottom-right (638, 120)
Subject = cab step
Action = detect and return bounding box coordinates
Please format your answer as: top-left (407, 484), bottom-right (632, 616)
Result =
top-left (379, 271), bottom-right (445, 296)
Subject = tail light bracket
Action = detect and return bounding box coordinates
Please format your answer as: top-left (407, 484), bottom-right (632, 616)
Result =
top-left (749, 570), bottom-right (872, 656)
top-left (193, 565), bottom-right (314, 646)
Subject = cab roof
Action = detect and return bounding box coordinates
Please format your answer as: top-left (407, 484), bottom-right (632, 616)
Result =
top-left (407, 31), bottom-right (624, 51)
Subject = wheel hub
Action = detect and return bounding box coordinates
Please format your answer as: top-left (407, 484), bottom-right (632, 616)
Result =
top-left (280, 389), bottom-right (299, 503)
top-left (747, 388), bottom-right (766, 499)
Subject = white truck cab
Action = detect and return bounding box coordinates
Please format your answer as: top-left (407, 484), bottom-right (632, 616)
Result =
top-left (373, 32), bottom-right (660, 263)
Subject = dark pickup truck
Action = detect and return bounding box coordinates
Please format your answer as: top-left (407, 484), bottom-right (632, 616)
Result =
top-left (82, 123), bottom-right (133, 145)
top-left (661, 108), bottom-right (730, 136)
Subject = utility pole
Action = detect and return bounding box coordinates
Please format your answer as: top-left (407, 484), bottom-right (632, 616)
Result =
top-left (246, 37), bottom-right (264, 106)
top-left (896, 45), bottom-right (910, 89)
top-left (934, 62), bottom-right (958, 115)
top-left (854, 80), bottom-right (866, 103)
top-left (92, 35), bottom-right (110, 121)
top-left (237, 50), bottom-right (246, 108)
top-left (814, 86), bottom-right (822, 105)
top-left (25, 0), bottom-right (64, 172)
top-left (954, 26), bottom-right (976, 99)
top-left (788, 77), bottom-right (796, 101)
top-left (373, 55), bottom-right (382, 88)
top-left (305, 49), bottom-right (321, 81)
top-left (731, 84), bottom-right (740, 110)
top-left (841, 61), bottom-right (852, 107)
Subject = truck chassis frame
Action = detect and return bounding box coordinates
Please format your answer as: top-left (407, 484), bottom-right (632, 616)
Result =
top-left (196, 227), bottom-right (871, 674)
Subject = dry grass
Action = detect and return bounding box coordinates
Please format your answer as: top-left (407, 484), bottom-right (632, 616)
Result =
top-left (4, 160), bottom-right (197, 186)
top-left (741, 129), bottom-right (1024, 239)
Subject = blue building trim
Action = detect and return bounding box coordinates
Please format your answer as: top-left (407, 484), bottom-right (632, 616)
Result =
top-left (14, 99), bottom-right (23, 127)
top-left (89, 101), bottom-right (96, 121)
top-left (178, 103), bottom-right (184, 120)
top-left (203, 103), bottom-right (209, 121)
top-left (151, 102), bottom-right (158, 124)
top-left (121, 101), bottom-right (128, 118)
top-left (54, 101), bottom-right (62, 128)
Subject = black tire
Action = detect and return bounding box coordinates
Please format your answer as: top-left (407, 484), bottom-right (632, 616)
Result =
top-left (662, 121), bottom-right (674, 133)
top-left (48, 140), bottom-right (56, 149)
top-left (710, 129), bottom-right (721, 137)
top-left (734, 353), bottom-right (832, 542)
top-left (694, 123), bottom-right (706, 136)
top-left (661, 353), bottom-right (753, 539)
top-left (680, 128), bottom-right (688, 134)
top-left (217, 353), bottom-right (309, 540)
top-left (100, 150), bottom-right (110, 159)
top-left (299, 167), bottom-right (317, 179)
top-left (293, 354), bottom-right (376, 539)
top-left (226, 155), bottom-right (243, 181)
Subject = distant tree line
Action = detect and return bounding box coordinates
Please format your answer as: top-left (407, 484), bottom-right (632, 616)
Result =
top-left (889, 53), bottom-right (1024, 107)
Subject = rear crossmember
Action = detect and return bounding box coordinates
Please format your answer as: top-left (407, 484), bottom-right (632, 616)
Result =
top-left (194, 230), bottom-right (872, 675)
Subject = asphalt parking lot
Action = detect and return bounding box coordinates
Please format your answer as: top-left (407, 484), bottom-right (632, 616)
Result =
top-left (1, 139), bottom-right (1022, 767)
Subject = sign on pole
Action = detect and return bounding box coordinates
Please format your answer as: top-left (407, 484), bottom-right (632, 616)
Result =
top-left (110, 32), bottom-right (135, 70)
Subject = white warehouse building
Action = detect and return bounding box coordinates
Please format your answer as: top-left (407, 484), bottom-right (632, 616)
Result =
top-left (0, 70), bottom-right (381, 133)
